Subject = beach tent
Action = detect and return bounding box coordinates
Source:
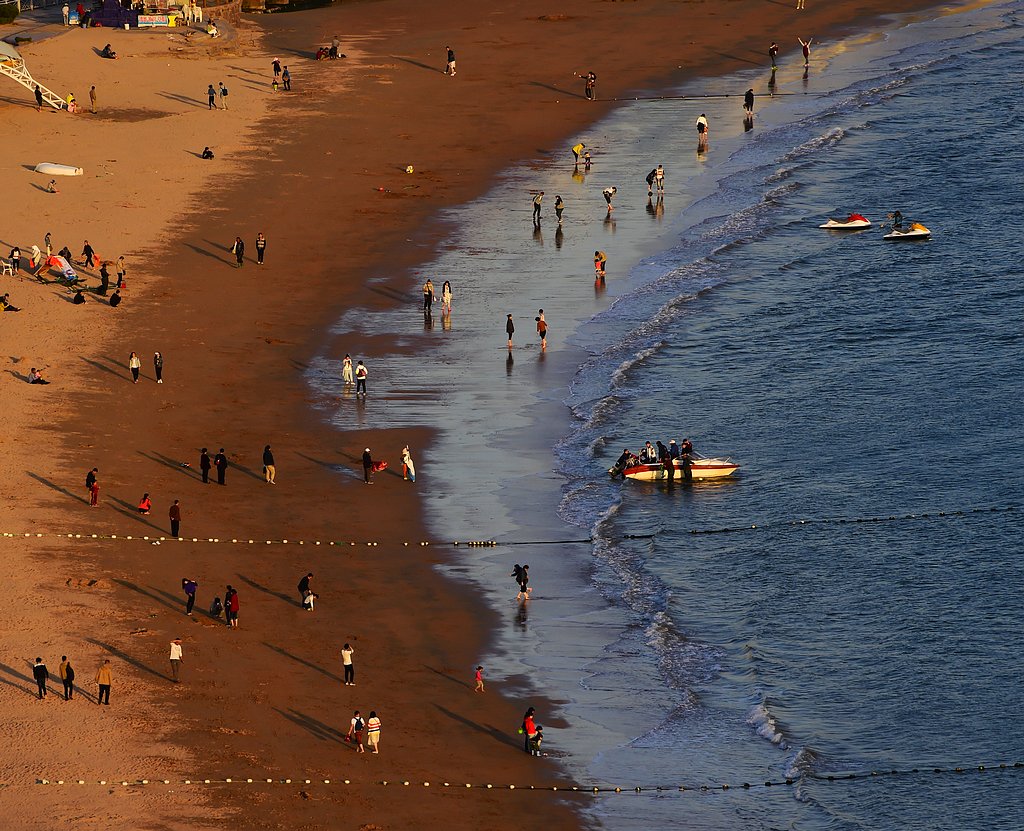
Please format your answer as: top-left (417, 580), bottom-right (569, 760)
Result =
top-left (0, 41), bottom-right (66, 110)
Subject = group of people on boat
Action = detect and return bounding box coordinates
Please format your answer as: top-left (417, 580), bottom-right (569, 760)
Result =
top-left (612, 438), bottom-right (693, 478)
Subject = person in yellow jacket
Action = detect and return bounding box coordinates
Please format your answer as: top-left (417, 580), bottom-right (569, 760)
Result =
top-left (571, 142), bottom-right (585, 165)
top-left (95, 659), bottom-right (112, 705)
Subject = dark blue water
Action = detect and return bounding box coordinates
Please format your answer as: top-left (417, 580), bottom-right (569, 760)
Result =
top-left (555, 1), bottom-right (1024, 828)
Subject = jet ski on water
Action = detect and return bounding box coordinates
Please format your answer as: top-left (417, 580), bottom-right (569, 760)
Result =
top-left (883, 210), bottom-right (931, 240)
top-left (819, 213), bottom-right (871, 229)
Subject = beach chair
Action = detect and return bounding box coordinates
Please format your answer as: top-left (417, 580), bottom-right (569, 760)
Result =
top-left (0, 259), bottom-right (12, 277)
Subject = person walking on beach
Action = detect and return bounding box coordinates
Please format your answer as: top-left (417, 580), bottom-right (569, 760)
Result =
top-left (128, 351), bottom-right (141, 383)
top-left (355, 361), bottom-right (368, 397)
top-left (512, 563), bottom-right (530, 600)
top-left (255, 233), bottom-right (266, 265)
top-left (532, 191), bottom-right (543, 223)
top-left (799, 36), bottom-right (813, 66)
top-left (401, 445), bottom-right (416, 482)
top-left (154, 351), bottom-right (164, 384)
top-left (282, 66), bottom-right (291, 91)
top-left (744, 88), bottom-right (755, 115)
top-left (59, 655), bottom-right (75, 700)
top-left (342, 643), bottom-right (355, 685)
top-left (207, 84), bottom-right (217, 109)
top-left (342, 354), bottom-right (354, 385)
top-left (182, 578), bottom-right (198, 616)
top-left (218, 82), bottom-right (229, 110)
top-left (33, 658), bottom-right (49, 699)
top-left (506, 314), bottom-right (515, 348)
top-left (696, 113), bottom-right (709, 150)
top-left (169, 638), bottom-right (184, 682)
top-left (94, 659), bottom-right (112, 704)
top-left (89, 85), bottom-right (97, 114)
top-left (298, 572), bottom-right (313, 605)
top-left (9, 246), bottom-right (20, 275)
top-left (231, 236), bottom-right (244, 267)
top-left (554, 195), bottom-right (565, 225)
top-left (536, 315), bottom-right (547, 350)
top-left (214, 448), bottom-right (228, 485)
top-left (362, 448), bottom-right (374, 484)
top-left (82, 240), bottom-right (96, 269)
top-left (200, 447), bottom-right (212, 483)
top-left (263, 444), bottom-right (276, 483)
top-left (34, 84), bottom-right (44, 111)
top-left (445, 45), bottom-right (456, 76)
top-left (169, 499), bottom-right (181, 537)
top-left (422, 278), bottom-right (435, 314)
top-left (474, 665), bottom-right (485, 693)
top-left (116, 254), bottom-right (126, 288)
top-left (346, 710), bottom-right (365, 751)
top-left (272, 58), bottom-right (281, 79)
top-left (225, 587), bottom-right (239, 628)
top-left (441, 280), bottom-right (452, 314)
top-left (366, 711), bottom-right (381, 753)
top-left (655, 165), bottom-right (665, 194)
top-left (769, 41), bottom-right (779, 69)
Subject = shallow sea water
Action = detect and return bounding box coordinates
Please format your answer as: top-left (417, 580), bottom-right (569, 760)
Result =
top-left (315, 1), bottom-right (1024, 828)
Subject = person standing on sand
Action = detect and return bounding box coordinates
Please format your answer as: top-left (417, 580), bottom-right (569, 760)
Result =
top-left (89, 477), bottom-right (100, 507)
top-left (129, 351), bottom-right (141, 383)
top-left (346, 710), bottom-right (365, 751)
top-left (219, 82), bottom-right (229, 110)
top-left (226, 587), bottom-right (239, 628)
top-left (262, 444), bottom-right (276, 483)
top-left (362, 448), bottom-right (374, 484)
top-left (169, 638), bottom-right (183, 682)
top-left (62, 3), bottom-right (69, 25)
top-left (95, 659), bottom-right (112, 704)
top-left (116, 254), bottom-right (126, 288)
top-left (366, 711), bottom-right (381, 753)
top-left (82, 241), bottom-right (95, 268)
top-left (769, 41), bottom-right (779, 69)
top-left (522, 707), bottom-right (537, 753)
top-left (58, 655), bottom-right (75, 700)
top-left (208, 84), bottom-right (217, 109)
top-left (799, 37), bottom-right (813, 66)
top-left (89, 85), bottom-right (97, 114)
top-left (355, 360), bottom-right (368, 397)
top-left (583, 71), bottom-right (596, 100)
top-left (342, 643), bottom-right (355, 685)
top-left (231, 236), bottom-right (244, 267)
top-left (554, 195), bottom-right (564, 224)
top-left (272, 58), bottom-right (281, 79)
top-left (33, 658), bottom-right (49, 698)
top-left (532, 191), bottom-right (543, 223)
top-left (401, 445), bottom-right (416, 482)
top-left (154, 351), bottom-right (164, 384)
top-left (696, 113), bottom-right (709, 149)
top-left (441, 280), bottom-right (452, 314)
top-left (214, 448), bottom-right (228, 485)
top-left (474, 665), bottom-right (485, 693)
top-left (342, 354), bottom-right (354, 385)
top-left (35, 85), bottom-right (43, 111)
top-left (169, 499), bottom-right (181, 537)
top-left (182, 578), bottom-right (198, 616)
top-left (445, 45), bottom-right (456, 76)
top-left (536, 315), bottom-right (547, 350)
top-left (85, 467), bottom-right (98, 496)
top-left (44, 232), bottom-right (52, 257)
top-left (255, 233), bottom-right (266, 265)
top-left (506, 314), bottom-right (515, 348)
top-left (744, 88), bottom-right (755, 115)
top-left (200, 447), bottom-right (212, 483)
top-left (282, 66), bottom-right (291, 91)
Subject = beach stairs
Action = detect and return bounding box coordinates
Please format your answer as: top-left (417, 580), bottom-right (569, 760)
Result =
top-left (0, 41), bottom-right (66, 111)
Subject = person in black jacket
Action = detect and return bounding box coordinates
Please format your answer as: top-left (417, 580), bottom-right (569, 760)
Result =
top-left (59, 655), bottom-right (75, 700)
top-left (263, 445), bottom-right (276, 484)
top-left (214, 449), bottom-right (228, 485)
top-left (199, 448), bottom-right (211, 483)
top-left (362, 448), bottom-right (373, 484)
top-left (255, 233), bottom-right (267, 265)
top-left (33, 658), bottom-right (49, 699)
top-left (231, 236), bottom-right (244, 268)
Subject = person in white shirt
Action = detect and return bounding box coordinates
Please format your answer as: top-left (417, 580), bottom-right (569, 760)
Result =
top-left (169, 638), bottom-right (184, 682)
top-left (341, 643), bottom-right (355, 686)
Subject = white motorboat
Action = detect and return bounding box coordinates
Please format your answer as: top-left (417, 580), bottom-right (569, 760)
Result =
top-left (819, 214), bottom-right (871, 229)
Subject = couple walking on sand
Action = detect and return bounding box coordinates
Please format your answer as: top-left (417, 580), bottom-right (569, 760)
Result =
top-left (342, 355), bottom-right (370, 396)
top-left (230, 233), bottom-right (267, 267)
top-left (345, 709), bottom-right (382, 753)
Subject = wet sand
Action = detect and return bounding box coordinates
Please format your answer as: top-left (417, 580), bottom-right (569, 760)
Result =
top-left (0, 0), bottom-right (947, 827)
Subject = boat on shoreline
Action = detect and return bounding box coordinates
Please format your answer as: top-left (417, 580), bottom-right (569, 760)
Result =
top-left (609, 455), bottom-right (740, 482)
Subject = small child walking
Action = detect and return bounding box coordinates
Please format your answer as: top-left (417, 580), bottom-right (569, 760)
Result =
top-left (474, 665), bottom-right (485, 693)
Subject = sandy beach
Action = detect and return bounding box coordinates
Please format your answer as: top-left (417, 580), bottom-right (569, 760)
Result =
top-left (0, 0), bottom-right (947, 827)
